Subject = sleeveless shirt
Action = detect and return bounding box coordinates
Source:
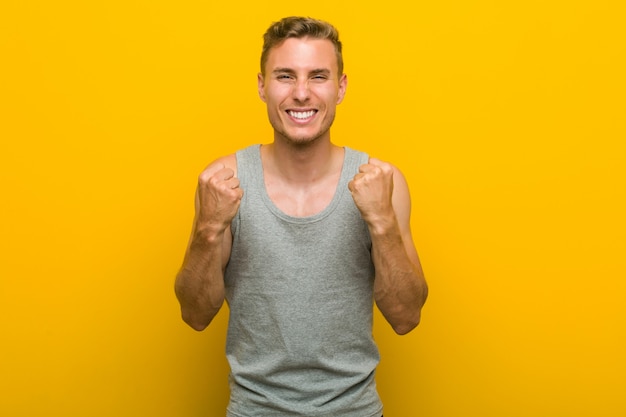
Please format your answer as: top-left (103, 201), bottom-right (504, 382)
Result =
top-left (224, 144), bottom-right (382, 417)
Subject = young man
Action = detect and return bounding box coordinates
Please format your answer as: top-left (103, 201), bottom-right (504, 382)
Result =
top-left (175, 16), bottom-right (428, 417)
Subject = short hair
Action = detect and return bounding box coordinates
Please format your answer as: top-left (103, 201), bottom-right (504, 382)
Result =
top-left (260, 16), bottom-right (344, 77)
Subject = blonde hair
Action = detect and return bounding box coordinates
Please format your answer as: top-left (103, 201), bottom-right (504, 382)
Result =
top-left (260, 16), bottom-right (344, 77)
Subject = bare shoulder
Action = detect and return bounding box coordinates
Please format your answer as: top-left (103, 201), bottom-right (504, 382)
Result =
top-left (391, 163), bottom-right (410, 194)
top-left (369, 158), bottom-right (418, 258)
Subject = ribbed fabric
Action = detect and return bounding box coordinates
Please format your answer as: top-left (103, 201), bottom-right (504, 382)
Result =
top-left (224, 144), bottom-right (382, 417)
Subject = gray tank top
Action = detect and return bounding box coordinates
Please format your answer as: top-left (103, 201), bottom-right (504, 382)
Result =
top-left (224, 145), bottom-right (382, 417)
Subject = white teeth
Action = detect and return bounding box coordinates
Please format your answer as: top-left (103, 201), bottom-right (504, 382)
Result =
top-left (289, 110), bottom-right (315, 119)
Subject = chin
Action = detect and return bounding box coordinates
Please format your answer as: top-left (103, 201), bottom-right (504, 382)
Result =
top-left (275, 127), bottom-right (326, 145)
top-left (270, 114), bottom-right (334, 146)
top-left (286, 132), bottom-right (328, 146)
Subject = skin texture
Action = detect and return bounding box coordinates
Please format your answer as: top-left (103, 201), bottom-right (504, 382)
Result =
top-left (175, 37), bottom-right (427, 334)
top-left (258, 37), bottom-right (347, 147)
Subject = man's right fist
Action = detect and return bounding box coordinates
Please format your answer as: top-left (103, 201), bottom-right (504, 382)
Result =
top-left (195, 162), bottom-right (243, 232)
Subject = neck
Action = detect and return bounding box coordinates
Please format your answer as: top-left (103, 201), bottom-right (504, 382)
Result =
top-left (261, 138), bottom-right (342, 185)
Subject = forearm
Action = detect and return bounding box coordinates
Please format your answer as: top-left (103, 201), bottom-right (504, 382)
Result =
top-left (175, 228), bottom-right (227, 331)
top-left (370, 219), bottom-right (428, 335)
top-left (348, 159), bottom-right (427, 334)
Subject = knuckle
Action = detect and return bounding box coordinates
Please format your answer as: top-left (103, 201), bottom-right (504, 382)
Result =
top-left (209, 174), bottom-right (225, 188)
top-left (380, 164), bottom-right (393, 177)
top-left (198, 172), bottom-right (210, 184)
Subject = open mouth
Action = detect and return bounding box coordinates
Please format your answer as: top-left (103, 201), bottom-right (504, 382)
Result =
top-left (287, 109), bottom-right (317, 121)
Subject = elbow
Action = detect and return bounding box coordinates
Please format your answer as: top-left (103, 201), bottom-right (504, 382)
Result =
top-left (189, 323), bottom-right (209, 332)
top-left (384, 287), bottom-right (428, 335)
top-left (177, 299), bottom-right (223, 331)
top-left (179, 304), bottom-right (218, 331)
top-left (393, 283), bottom-right (429, 335)
top-left (391, 313), bottom-right (421, 335)
top-left (175, 281), bottom-right (222, 332)
top-left (181, 311), bottom-right (211, 332)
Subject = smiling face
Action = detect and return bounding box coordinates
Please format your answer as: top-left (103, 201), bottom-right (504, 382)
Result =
top-left (258, 37), bottom-right (347, 146)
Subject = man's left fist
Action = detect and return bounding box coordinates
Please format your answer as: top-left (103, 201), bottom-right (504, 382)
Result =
top-left (348, 158), bottom-right (395, 225)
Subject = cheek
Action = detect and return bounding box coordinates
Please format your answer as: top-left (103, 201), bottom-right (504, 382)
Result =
top-left (314, 86), bottom-right (340, 103)
top-left (266, 83), bottom-right (292, 101)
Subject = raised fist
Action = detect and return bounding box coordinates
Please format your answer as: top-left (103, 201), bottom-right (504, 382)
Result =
top-left (348, 158), bottom-right (395, 225)
top-left (195, 162), bottom-right (243, 233)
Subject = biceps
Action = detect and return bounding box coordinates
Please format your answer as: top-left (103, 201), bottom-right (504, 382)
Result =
top-left (221, 225), bottom-right (233, 271)
top-left (392, 168), bottom-right (421, 265)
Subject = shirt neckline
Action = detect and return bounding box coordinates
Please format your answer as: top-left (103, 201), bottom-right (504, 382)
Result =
top-left (253, 144), bottom-right (352, 224)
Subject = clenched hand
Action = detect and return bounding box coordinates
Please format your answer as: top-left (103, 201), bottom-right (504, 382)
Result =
top-left (196, 163), bottom-right (243, 234)
top-left (348, 158), bottom-right (396, 227)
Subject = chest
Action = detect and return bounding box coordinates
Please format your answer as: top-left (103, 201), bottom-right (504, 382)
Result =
top-left (264, 173), bottom-right (342, 217)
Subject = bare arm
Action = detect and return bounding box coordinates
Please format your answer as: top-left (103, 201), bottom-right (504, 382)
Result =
top-left (174, 155), bottom-right (241, 331)
top-left (349, 158), bottom-right (428, 335)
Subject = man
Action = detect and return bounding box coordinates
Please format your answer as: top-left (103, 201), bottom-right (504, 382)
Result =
top-left (175, 16), bottom-right (428, 417)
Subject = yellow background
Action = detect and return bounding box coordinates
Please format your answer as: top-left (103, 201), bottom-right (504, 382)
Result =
top-left (1, 1), bottom-right (624, 416)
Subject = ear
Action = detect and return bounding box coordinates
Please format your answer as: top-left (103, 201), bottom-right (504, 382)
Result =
top-left (337, 73), bottom-right (348, 104)
top-left (257, 73), bottom-right (266, 102)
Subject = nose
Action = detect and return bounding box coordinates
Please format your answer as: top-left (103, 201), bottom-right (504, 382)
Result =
top-left (292, 79), bottom-right (310, 102)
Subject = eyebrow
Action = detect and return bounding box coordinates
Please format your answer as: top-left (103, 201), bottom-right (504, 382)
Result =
top-left (271, 68), bottom-right (331, 76)
top-left (310, 68), bottom-right (331, 76)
